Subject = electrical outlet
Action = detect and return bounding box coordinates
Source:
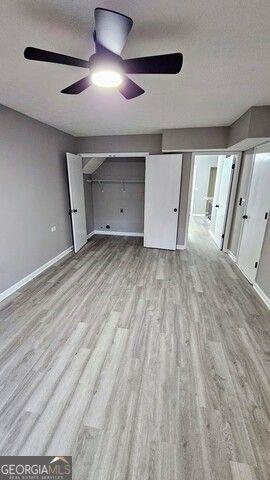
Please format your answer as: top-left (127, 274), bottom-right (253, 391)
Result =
top-left (51, 226), bottom-right (56, 232)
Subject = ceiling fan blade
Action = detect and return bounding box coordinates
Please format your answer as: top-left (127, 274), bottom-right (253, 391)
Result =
top-left (123, 53), bottom-right (183, 74)
top-left (24, 47), bottom-right (90, 68)
top-left (118, 76), bottom-right (144, 100)
top-left (61, 76), bottom-right (90, 95)
top-left (94, 8), bottom-right (133, 55)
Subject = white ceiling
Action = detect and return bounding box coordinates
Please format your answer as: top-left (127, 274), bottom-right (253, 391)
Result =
top-left (1, 0), bottom-right (270, 136)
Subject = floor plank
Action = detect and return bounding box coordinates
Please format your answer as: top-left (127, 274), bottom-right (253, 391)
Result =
top-left (0, 217), bottom-right (269, 479)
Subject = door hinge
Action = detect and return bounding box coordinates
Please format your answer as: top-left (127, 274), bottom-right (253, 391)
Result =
top-left (232, 163), bottom-right (235, 170)
top-left (255, 261), bottom-right (258, 269)
top-left (265, 212), bottom-right (268, 220)
top-left (222, 234), bottom-right (224, 239)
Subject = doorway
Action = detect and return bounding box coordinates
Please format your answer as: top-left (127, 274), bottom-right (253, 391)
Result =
top-left (187, 153), bottom-right (236, 250)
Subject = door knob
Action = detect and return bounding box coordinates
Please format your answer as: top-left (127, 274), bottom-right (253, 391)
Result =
top-left (69, 208), bottom-right (78, 214)
top-left (242, 214), bottom-right (248, 219)
top-left (215, 204), bottom-right (219, 208)
top-left (174, 208), bottom-right (177, 212)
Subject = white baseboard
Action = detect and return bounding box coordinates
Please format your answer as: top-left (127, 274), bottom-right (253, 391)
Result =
top-left (87, 231), bottom-right (95, 239)
top-left (227, 250), bottom-right (237, 263)
top-left (253, 283), bottom-right (270, 310)
top-left (0, 246), bottom-right (73, 303)
top-left (93, 230), bottom-right (144, 237)
top-left (176, 244), bottom-right (187, 250)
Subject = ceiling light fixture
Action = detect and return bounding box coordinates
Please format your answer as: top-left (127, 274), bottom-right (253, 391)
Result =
top-left (24, 7), bottom-right (183, 98)
top-left (91, 69), bottom-right (123, 88)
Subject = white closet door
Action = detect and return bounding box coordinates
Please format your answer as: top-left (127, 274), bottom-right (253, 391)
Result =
top-left (66, 153), bottom-right (87, 253)
top-left (210, 156), bottom-right (223, 241)
top-left (144, 154), bottom-right (182, 250)
top-left (238, 143), bottom-right (270, 283)
top-left (210, 155), bottom-right (234, 248)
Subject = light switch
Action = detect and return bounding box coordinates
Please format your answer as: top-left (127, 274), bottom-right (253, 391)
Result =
top-left (51, 226), bottom-right (56, 232)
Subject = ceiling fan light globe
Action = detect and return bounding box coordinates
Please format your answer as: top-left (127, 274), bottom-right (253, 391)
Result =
top-left (91, 70), bottom-right (123, 88)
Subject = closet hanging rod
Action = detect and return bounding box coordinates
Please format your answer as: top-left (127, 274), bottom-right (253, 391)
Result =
top-left (87, 178), bottom-right (145, 184)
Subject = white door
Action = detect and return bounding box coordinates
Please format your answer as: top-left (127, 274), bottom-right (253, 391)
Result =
top-left (66, 153), bottom-right (87, 253)
top-left (237, 143), bottom-right (270, 283)
top-left (144, 154), bottom-right (182, 250)
top-left (210, 155), bottom-right (234, 248)
top-left (210, 156), bottom-right (223, 238)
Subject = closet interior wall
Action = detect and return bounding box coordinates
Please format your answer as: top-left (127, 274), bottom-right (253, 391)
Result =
top-left (83, 157), bottom-right (145, 235)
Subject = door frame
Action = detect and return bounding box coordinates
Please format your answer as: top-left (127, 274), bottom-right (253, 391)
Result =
top-left (189, 163), bottom-right (197, 216)
top-left (184, 151), bottom-right (242, 251)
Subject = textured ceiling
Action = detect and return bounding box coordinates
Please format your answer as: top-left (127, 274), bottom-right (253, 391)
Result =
top-left (0, 0), bottom-right (270, 136)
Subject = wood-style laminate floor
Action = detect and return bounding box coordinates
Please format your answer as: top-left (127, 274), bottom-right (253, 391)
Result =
top-left (0, 217), bottom-right (269, 479)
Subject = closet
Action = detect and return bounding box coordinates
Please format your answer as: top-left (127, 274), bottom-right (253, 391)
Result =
top-left (84, 156), bottom-right (145, 236)
top-left (66, 153), bottom-right (182, 252)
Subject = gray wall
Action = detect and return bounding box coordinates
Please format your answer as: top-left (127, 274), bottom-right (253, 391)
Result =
top-left (90, 158), bottom-right (145, 234)
top-left (192, 155), bottom-right (218, 215)
top-left (163, 107), bottom-right (270, 152)
top-left (76, 134), bottom-right (162, 155)
top-left (162, 127), bottom-right (229, 152)
top-left (228, 149), bottom-right (254, 256)
top-left (0, 105), bottom-right (74, 294)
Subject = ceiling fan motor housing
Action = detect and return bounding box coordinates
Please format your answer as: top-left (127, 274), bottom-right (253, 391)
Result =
top-left (89, 52), bottom-right (123, 77)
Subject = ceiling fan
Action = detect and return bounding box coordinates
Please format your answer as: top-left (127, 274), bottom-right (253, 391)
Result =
top-left (24, 7), bottom-right (183, 100)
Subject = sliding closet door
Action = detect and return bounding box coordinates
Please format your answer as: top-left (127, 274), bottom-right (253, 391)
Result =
top-left (66, 153), bottom-right (87, 253)
top-left (237, 143), bottom-right (270, 283)
top-left (144, 154), bottom-right (182, 250)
